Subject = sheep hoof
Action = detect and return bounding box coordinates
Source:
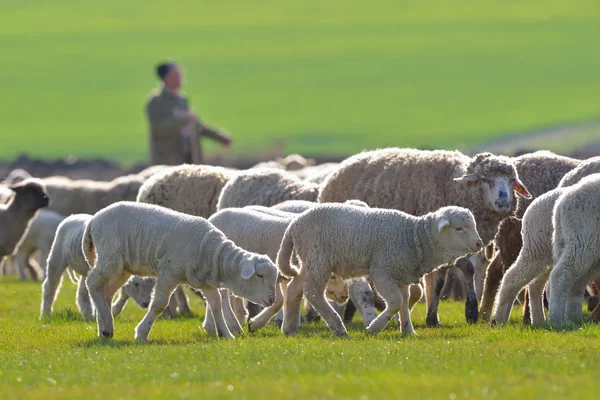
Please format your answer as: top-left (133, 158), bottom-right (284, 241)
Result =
top-left (100, 330), bottom-right (113, 339)
top-left (465, 299), bottom-right (479, 324)
top-left (425, 314), bottom-right (440, 327)
top-left (247, 320), bottom-right (256, 333)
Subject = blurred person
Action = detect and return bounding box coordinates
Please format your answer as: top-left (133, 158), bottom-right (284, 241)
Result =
top-left (146, 62), bottom-right (231, 165)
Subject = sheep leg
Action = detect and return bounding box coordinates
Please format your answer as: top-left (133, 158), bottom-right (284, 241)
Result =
top-left (367, 276), bottom-right (404, 335)
top-left (479, 252), bottom-right (503, 321)
top-left (230, 295), bottom-right (247, 324)
top-left (174, 285), bottom-right (191, 314)
top-left (111, 289), bottom-right (130, 318)
top-left (77, 276), bottom-right (94, 321)
top-left (456, 257), bottom-right (478, 324)
top-left (135, 275), bottom-right (178, 341)
top-left (161, 292), bottom-right (179, 319)
top-left (348, 278), bottom-right (377, 328)
top-left (304, 301), bottom-right (321, 323)
top-left (14, 249), bottom-right (31, 281)
top-left (527, 271), bottom-right (550, 325)
top-left (202, 302), bottom-right (218, 337)
top-left (397, 284), bottom-right (415, 335)
top-left (282, 268), bottom-right (306, 336)
top-left (40, 260), bottom-right (67, 318)
top-left (38, 248), bottom-right (50, 281)
top-left (249, 281), bottom-right (285, 332)
top-left (425, 270), bottom-right (445, 327)
top-left (566, 271), bottom-right (591, 323)
top-left (547, 258), bottom-right (571, 327)
top-left (274, 281), bottom-right (288, 327)
top-left (202, 286), bottom-right (235, 340)
top-left (220, 289), bottom-right (243, 335)
top-left (304, 274), bottom-right (347, 337)
top-left (86, 268), bottom-right (117, 339)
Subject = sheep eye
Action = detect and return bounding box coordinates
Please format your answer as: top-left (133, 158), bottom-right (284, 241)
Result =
top-left (134, 282), bottom-right (139, 287)
top-left (256, 274), bottom-right (264, 279)
top-left (455, 227), bottom-right (463, 232)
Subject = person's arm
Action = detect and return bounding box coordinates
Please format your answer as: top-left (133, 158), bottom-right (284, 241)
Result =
top-left (146, 97), bottom-right (189, 133)
top-left (196, 120), bottom-right (232, 146)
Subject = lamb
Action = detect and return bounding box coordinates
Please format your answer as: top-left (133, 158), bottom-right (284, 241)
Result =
top-left (271, 199), bottom-right (369, 214)
top-left (206, 207), bottom-right (349, 333)
top-left (0, 181), bottom-right (49, 270)
top-left (111, 276), bottom-right (157, 317)
top-left (82, 202), bottom-right (278, 340)
top-left (548, 174), bottom-right (600, 326)
top-left (277, 203), bottom-right (482, 337)
top-left (3, 168), bottom-right (32, 184)
top-left (479, 151), bottom-right (580, 320)
top-left (12, 209), bottom-right (66, 281)
top-left (319, 148), bottom-right (530, 326)
top-left (137, 164), bottom-right (235, 218)
top-left (217, 168), bottom-right (320, 210)
top-left (41, 213), bottom-right (156, 321)
top-left (34, 174), bottom-right (144, 216)
top-left (558, 155), bottom-right (600, 187)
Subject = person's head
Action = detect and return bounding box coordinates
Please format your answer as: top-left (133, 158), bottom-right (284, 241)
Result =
top-left (156, 62), bottom-right (182, 91)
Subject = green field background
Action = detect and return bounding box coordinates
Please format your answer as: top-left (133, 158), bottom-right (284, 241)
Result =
top-left (1, 0), bottom-right (599, 163)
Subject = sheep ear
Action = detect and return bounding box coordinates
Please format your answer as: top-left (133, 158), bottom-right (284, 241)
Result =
top-left (514, 180), bottom-right (532, 199)
top-left (240, 261), bottom-right (256, 280)
top-left (454, 173), bottom-right (479, 183)
top-left (437, 217), bottom-right (450, 232)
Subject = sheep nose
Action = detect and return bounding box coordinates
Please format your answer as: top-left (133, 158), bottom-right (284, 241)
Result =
top-left (494, 199), bottom-right (511, 213)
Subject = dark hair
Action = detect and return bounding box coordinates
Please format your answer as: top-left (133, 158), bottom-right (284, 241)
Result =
top-left (156, 62), bottom-right (176, 80)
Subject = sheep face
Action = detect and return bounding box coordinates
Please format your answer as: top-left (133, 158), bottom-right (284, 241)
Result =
top-left (9, 181), bottom-right (49, 210)
top-left (123, 276), bottom-right (156, 308)
top-left (237, 255), bottom-right (278, 307)
top-left (455, 153), bottom-right (531, 215)
top-left (325, 274), bottom-right (349, 303)
top-left (435, 207), bottom-right (483, 256)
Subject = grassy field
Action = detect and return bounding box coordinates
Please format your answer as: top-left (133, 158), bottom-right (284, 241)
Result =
top-left (1, 276), bottom-right (599, 399)
top-left (1, 1), bottom-right (600, 163)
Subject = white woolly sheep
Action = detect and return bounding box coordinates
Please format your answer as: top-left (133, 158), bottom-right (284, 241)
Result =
top-left (548, 174), bottom-right (600, 326)
top-left (277, 203), bottom-right (482, 337)
top-left (291, 162), bottom-right (339, 184)
top-left (82, 202), bottom-right (278, 340)
top-left (111, 276), bottom-right (157, 317)
top-left (12, 209), bottom-right (65, 281)
top-left (319, 148), bottom-right (530, 327)
top-left (217, 168), bottom-right (320, 210)
top-left (0, 181), bottom-right (49, 270)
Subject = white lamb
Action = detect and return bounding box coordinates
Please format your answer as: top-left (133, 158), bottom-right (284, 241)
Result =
top-left (277, 203), bottom-right (482, 337)
top-left (82, 202), bottom-right (278, 340)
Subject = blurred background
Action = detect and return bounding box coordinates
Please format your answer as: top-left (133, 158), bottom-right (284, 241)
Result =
top-left (1, 0), bottom-right (599, 170)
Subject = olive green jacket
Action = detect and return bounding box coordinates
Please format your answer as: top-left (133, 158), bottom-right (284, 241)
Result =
top-left (146, 88), bottom-right (230, 165)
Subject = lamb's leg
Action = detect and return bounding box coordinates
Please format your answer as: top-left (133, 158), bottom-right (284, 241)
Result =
top-left (348, 278), bottom-right (377, 328)
top-left (282, 268), bottom-right (306, 336)
top-left (174, 286), bottom-right (191, 314)
top-left (220, 290), bottom-right (243, 335)
top-left (547, 258), bottom-right (571, 327)
top-left (479, 253), bottom-right (503, 321)
top-left (456, 257), bottom-right (479, 324)
top-left (40, 259), bottom-right (67, 318)
top-left (202, 302), bottom-right (218, 337)
top-left (111, 288), bottom-right (130, 318)
top-left (249, 280), bottom-right (285, 332)
top-left (397, 284), bottom-right (416, 335)
top-left (273, 281), bottom-right (288, 328)
top-left (425, 269), bottom-right (446, 327)
top-left (304, 273), bottom-right (347, 337)
top-left (527, 271), bottom-right (550, 325)
top-left (566, 272), bottom-right (591, 324)
top-left (14, 250), bottom-right (31, 281)
top-left (367, 275), bottom-right (404, 335)
top-left (77, 275), bottom-right (94, 321)
top-left (135, 275), bottom-right (178, 341)
top-left (230, 295), bottom-right (247, 324)
top-left (38, 248), bottom-right (50, 281)
top-left (202, 286), bottom-right (235, 340)
top-left (86, 268), bottom-right (117, 338)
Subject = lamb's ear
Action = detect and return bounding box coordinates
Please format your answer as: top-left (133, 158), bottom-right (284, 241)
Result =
top-left (437, 217), bottom-right (450, 232)
top-left (240, 260), bottom-right (256, 280)
top-left (453, 173), bottom-right (479, 183)
top-left (513, 179), bottom-right (532, 199)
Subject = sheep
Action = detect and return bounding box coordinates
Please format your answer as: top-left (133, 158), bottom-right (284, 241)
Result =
top-left (277, 203), bottom-right (482, 337)
top-left (137, 164), bottom-right (235, 218)
top-left (0, 181), bottom-right (49, 271)
top-left (205, 207), bottom-right (349, 333)
top-left (252, 154), bottom-right (316, 171)
top-left (558, 155), bottom-right (600, 187)
top-left (217, 168), bottom-right (320, 210)
top-left (548, 174), bottom-right (600, 326)
top-left (292, 163), bottom-right (340, 184)
top-left (271, 199), bottom-right (369, 214)
top-left (3, 168), bottom-right (32, 184)
top-left (319, 148), bottom-right (530, 326)
top-left (82, 202), bottom-right (278, 340)
top-left (33, 174), bottom-right (144, 216)
top-left (111, 276), bottom-right (157, 317)
top-left (479, 151), bottom-right (580, 320)
top-left (12, 209), bottom-right (66, 281)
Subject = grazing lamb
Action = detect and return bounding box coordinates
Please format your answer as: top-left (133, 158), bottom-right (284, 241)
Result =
top-left (41, 214), bottom-right (156, 321)
top-left (206, 207), bottom-right (349, 333)
top-left (0, 181), bottom-right (49, 270)
top-left (319, 148), bottom-right (530, 326)
top-left (111, 276), bottom-right (157, 317)
top-left (277, 203), bottom-right (482, 337)
top-left (548, 174), bottom-right (600, 326)
top-left (217, 168), bottom-right (320, 210)
top-left (82, 202), bottom-right (278, 340)
top-left (479, 151), bottom-right (579, 321)
top-left (12, 210), bottom-right (65, 280)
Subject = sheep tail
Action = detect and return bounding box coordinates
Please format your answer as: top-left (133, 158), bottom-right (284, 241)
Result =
top-left (65, 267), bottom-right (80, 284)
top-left (82, 221), bottom-right (96, 268)
top-left (276, 224), bottom-right (298, 278)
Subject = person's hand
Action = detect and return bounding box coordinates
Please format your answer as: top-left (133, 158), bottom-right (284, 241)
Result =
top-left (187, 111), bottom-right (197, 123)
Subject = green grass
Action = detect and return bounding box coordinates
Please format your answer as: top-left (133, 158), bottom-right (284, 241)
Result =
top-left (1, 277), bottom-right (599, 399)
top-left (1, 1), bottom-right (600, 163)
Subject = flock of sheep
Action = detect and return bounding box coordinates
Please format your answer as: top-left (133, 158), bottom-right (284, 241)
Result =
top-left (2, 149), bottom-right (600, 340)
